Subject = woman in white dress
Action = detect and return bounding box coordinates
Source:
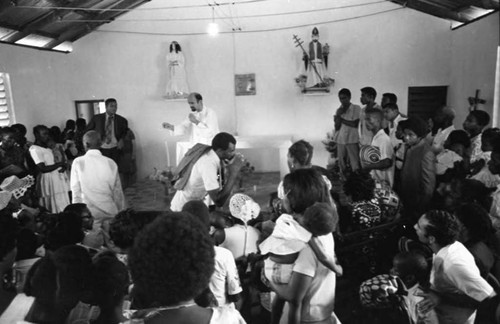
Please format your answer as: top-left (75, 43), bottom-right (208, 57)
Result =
top-left (29, 125), bottom-right (69, 213)
top-left (165, 41), bottom-right (189, 99)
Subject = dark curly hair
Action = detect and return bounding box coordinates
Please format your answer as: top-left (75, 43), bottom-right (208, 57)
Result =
top-left (91, 251), bottom-right (129, 310)
top-left (303, 202), bottom-right (337, 236)
top-left (128, 212), bottom-right (215, 308)
top-left (109, 209), bottom-right (164, 251)
top-left (24, 245), bottom-right (92, 323)
top-left (469, 110), bottom-right (490, 127)
top-left (44, 211), bottom-right (85, 251)
top-left (343, 170), bottom-right (375, 202)
top-left (283, 168), bottom-right (329, 214)
top-left (454, 203), bottom-right (493, 244)
top-left (182, 200), bottom-right (210, 229)
top-left (482, 128), bottom-right (500, 148)
top-left (288, 140), bottom-right (313, 167)
top-left (423, 210), bottom-right (459, 247)
top-left (446, 130), bottom-right (471, 149)
top-left (0, 212), bottom-right (18, 261)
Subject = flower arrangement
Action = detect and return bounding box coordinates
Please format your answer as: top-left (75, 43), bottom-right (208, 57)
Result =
top-left (294, 75), bottom-right (335, 92)
top-left (322, 131), bottom-right (337, 155)
top-left (238, 161), bottom-right (255, 190)
top-left (148, 167), bottom-right (175, 195)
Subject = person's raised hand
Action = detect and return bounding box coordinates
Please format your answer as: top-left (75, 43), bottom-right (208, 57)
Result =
top-left (415, 290), bottom-right (440, 315)
top-left (162, 122), bottom-right (174, 131)
top-left (188, 113), bottom-right (199, 125)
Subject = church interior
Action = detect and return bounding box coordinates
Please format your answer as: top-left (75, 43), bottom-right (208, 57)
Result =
top-left (0, 0), bottom-right (499, 323)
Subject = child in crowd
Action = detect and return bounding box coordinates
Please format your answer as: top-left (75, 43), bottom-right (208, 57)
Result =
top-left (390, 251), bottom-right (438, 324)
top-left (260, 202), bottom-right (342, 324)
top-left (470, 127), bottom-right (500, 188)
top-left (89, 251), bottom-right (129, 324)
top-left (343, 170), bottom-right (382, 231)
top-left (219, 194), bottom-right (262, 260)
top-left (463, 110), bottom-right (490, 165)
top-left (435, 129), bottom-right (470, 182)
top-left (183, 200), bottom-right (242, 308)
top-left (74, 118), bottom-right (87, 156)
top-left (399, 117), bottom-right (435, 220)
top-left (24, 245), bottom-right (92, 324)
top-left (487, 142), bottom-right (500, 230)
top-left (260, 202), bottom-right (342, 284)
top-left (63, 203), bottom-right (100, 250)
top-left (109, 209), bottom-right (164, 262)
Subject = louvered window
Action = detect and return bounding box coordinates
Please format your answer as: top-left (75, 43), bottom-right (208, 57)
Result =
top-left (0, 73), bottom-right (15, 126)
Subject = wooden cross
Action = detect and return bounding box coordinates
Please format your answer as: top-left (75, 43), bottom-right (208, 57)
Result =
top-left (468, 89), bottom-right (486, 111)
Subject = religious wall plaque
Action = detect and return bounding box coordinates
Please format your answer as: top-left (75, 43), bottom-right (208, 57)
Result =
top-left (235, 73), bottom-right (256, 96)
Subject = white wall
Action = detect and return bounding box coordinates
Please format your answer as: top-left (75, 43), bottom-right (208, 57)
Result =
top-left (1, 3), bottom-right (495, 178)
top-left (448, 13), bottom-right (499, 129)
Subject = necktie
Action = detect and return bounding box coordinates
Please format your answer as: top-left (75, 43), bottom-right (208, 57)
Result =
top-left (105, 115), bottom-right (113, 144)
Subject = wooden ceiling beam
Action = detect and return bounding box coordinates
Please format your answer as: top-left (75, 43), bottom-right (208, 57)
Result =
top-left (464, 0), bottom-right (500, 9)
top-left (43, 0), bottom-right (150, 49)
top-left (3, 0), bottom-right (99, 43)
top-left (0, 0), bottom-right (15, 12)
top-left (406, 0), bottom-right (470, 22)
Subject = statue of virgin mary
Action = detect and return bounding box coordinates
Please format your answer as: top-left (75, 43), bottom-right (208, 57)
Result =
top-left (165, 41), bottom-right (189, 99)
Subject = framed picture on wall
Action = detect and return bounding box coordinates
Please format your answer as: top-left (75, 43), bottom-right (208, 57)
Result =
top-left (235, 73), bottom-right (256, 96)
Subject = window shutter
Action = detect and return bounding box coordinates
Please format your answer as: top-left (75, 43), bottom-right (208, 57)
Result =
top-left (0, 73), bottom-right (15, 126)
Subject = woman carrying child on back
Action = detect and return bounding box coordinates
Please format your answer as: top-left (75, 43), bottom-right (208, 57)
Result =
top-left (262, 168), bottom-right (342, 324)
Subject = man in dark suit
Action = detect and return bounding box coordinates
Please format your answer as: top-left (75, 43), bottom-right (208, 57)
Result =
top-left (86, 98), bottom-right (128, 165)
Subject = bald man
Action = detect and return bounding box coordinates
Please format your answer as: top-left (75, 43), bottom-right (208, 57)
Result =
top-left (71, 130), bottom-right (125, 229)
top-left (431, 106), bottom-right (456, 154)
top-left (162, 92), bottom-right (220, 145)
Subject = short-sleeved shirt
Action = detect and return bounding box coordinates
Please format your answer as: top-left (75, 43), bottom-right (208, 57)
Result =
top-left (431, 241), bottom-right (494, 324)
top-left (490, 185), bottom-right (500, 231)
top-left (436, 149), bottom-right (463, 175)
top-left (470, 134), bottom-right (487, 163)
top-left (291, 234), bottom-right (337, 322)
top-left (333, 104), bottom-right (361, 145)
top-left (359, 104), bottom-right (381, 146)
top-left (210, 246), bottom-right (243, 307)
top-left (370, 129), bottom-right (394, 187)
top-left (170, 149), bottom-right (221, 211)
top-left (431, 125), bottom-right (455, 153)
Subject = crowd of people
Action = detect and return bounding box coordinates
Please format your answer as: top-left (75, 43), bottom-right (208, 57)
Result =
top-left (0, 88), bottom-right (499, 324)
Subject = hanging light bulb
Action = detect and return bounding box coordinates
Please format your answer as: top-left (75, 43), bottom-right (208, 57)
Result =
top-left (207, 6), bottom-right (219, 36)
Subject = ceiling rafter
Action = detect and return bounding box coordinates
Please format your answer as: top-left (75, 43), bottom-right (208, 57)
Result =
top-left (43, 0), bottom-right (149, 49)
top-left (3, 0), bottom-right (102, 43)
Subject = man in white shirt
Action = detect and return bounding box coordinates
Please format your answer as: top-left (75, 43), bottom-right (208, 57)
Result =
top-left (333, 88), bottom-right (361, 177)
top-left (431, 106), bottom-right (455, 154)
top-left (363, 108), bottom-right (394, 187)
top-left (71, 130), bottom-right (125, 228)
top-left (384, 102), bottom-right (407, 172)
top-left (359, 87), bottom-right (382, 146)
top-left (170, 132), bottom-right (244, 211)
top-left (414, 210), bottom-right (495, 324)
top-left (163, 92), bottom-right (220, 145)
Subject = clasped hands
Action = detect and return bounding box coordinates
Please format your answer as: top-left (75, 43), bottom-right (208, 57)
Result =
top-left (226, 153), bottom-right (245, 174)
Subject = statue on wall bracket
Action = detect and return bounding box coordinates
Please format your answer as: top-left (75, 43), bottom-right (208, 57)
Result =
top-left (293, 28), bottom-right (334, 94)
top-left (164, 41), bottom-right (190, 100)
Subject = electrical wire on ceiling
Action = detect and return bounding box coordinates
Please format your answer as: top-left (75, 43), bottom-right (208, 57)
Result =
top-left (16, 0), bottom-right (269, 12)
top-left (95, 6), bottom-right (404, 36)
top-left (56, 0), bottom-right (390, 23)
